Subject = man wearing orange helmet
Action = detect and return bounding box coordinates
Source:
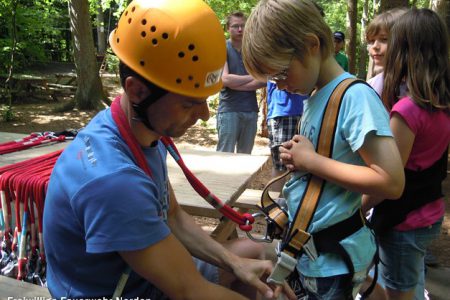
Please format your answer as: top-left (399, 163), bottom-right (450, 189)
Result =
top-left (43, 1), bottom-right (295, 299)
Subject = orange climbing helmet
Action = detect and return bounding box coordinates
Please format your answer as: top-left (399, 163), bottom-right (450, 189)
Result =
top-left (109, 0), bottom-right (226, 98)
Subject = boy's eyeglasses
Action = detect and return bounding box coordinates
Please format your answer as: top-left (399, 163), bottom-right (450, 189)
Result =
top-left (267, 69), bottom-right (289, 83)
top-left (230, 24), bottom-right (245, 30)
top-left (267, 54), bottom-right (294, 83)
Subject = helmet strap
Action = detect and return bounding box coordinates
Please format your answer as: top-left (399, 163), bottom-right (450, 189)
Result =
top-left (132, 82), bottom-right (169, 131)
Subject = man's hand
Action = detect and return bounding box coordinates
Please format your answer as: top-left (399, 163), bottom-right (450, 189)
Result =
top-left (279, 135), bottom-right (316, 171)
top-left (230, 256), bottom-right (297, 300)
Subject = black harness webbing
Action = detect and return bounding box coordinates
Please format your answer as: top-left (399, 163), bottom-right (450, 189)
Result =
top-left (371, 147), bottom-right (448, 236)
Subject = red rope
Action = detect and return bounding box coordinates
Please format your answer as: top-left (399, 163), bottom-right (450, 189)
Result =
top-left (110, 97), bottom-right (254, 231)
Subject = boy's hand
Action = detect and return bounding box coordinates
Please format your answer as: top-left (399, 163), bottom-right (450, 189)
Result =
top-left (279, 135), bottom-right (316, 171)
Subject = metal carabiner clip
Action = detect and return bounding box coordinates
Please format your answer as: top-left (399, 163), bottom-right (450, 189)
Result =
top-left (245, 211), bottom-right (283, 243)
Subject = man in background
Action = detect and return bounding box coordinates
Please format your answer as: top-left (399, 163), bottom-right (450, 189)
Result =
top-left (333, 31), bottom-right (349, 72)
top-left (216, 11), bottom-right (266, 154)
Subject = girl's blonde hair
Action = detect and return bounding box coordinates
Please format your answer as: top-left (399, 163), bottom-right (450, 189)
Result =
top-left (242, 0), bottom-right (332, 80)
top-left (382, 8), bottom-right (450, 112)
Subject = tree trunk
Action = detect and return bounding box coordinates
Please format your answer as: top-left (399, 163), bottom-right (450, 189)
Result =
top-left (68, 0), bottom-right (105, 110)
top-left (346, 0), bottom-right (357, 74)
top-left (96, 0), bottom-right (106, 56)
top-left (4, 0), bottom-right (18, 121)
top-left (430, 0), bottom-right (449, 34)
top-left (358, 0), bottom-right (369, 79)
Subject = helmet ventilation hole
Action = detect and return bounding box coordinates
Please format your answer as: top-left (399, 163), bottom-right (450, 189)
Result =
top-left (178, 52), bottom-right (185, 58)
top-left (162, 33), bottom-right (169, 39)
top-left (150, 26), bottom-right (157, 32)
top-left (188, 44), bottom-right (195, 51)
top-left (116, 38), bottom-right (120, 43)
top-left (125, 11), bottom-right (128, 16)
top-left (194, 83), bottom-right (200, 88)
top-left (131, 6), bottom-right (136, 12)
top-left (141, 19), bottom-right (147, 25)
top-left (141, 31), bottom-right (146, 37)
top-left (140, 60), bottom-right (145, 66)
top-left (176, 78), bottom-right (182, 84)
top-left (128, 18), bottom-right (132, 24)
top-left (188, 75), bottom-right (193, 81)
top-left (192, 55), bottom-right (199, 62)
top-left (152, 39), bottom-right (158, 45)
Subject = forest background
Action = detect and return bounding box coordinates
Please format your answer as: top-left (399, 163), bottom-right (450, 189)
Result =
top-left (0, 0), bottom-right (448, 118)
top-left (0, 0), bottom-right (449, 270)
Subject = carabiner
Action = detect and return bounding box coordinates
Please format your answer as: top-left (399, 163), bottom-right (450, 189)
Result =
top-left (245, 212), bottom-right (275, 243)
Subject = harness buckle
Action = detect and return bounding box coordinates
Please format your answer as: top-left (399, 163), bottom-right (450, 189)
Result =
top-left (267, 243), bottom-right (298, 286)
top-left (302, 234), bottom-right (318, 261)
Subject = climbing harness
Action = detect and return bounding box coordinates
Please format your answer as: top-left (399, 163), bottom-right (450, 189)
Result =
top-left (247, 78), bottom-right (377, 298)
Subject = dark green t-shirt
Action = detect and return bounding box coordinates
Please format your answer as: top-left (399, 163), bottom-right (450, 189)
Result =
top-left (335, 52), bottom-right (349, 72)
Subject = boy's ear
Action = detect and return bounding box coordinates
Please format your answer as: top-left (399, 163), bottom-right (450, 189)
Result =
top-left (124, 76), bottom-right (150, 105)
top-left (305, 34), bottom-right (321, 55)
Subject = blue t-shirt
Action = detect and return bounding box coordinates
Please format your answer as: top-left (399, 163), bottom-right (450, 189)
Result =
top-left (266, 81), bottom-right (306, 119)
top-left (43, 108), bottom-right (170, 298)
top-left (283, 72), bottom-right (392, 277)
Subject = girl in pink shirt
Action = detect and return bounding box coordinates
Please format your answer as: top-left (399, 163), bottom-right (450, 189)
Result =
top-left (367, 8), bottom-right (449, 300)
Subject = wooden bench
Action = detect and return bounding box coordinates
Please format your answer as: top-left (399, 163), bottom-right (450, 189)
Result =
top-left (233, 188), bottom-right (263, 209)
top-left (0, 276), bottom-right (50, 300)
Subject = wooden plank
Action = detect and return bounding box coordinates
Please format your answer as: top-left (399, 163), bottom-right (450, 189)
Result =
top-left (167, 148), bottom-right (269, 217)
top-left (234, 188), bottom-right (263, 209)
top-left (0, 276), bottom-right (50, 299)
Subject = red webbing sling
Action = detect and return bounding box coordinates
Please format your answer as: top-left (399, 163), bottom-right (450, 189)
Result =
top-left (111, 96), bottom-right (254, 230)
top-left (0, 133), bottom-right (66, 155)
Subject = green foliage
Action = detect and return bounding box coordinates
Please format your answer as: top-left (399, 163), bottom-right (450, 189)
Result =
top-left (0, 0), bottom-right (71, 73)
top-left (0, 104), bottom-right (16, 122)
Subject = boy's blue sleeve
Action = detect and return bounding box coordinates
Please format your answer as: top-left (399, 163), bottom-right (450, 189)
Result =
top-left (339, 84), bottom-right (393, 152)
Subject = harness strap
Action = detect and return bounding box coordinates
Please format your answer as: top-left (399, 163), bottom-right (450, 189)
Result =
top-left (267, 78), bottom-right (373, 286)
top-left (283, 78), bottom-right (359, 257)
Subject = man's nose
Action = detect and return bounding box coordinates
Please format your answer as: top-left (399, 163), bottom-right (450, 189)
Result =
top-left (196, 101), bottom-right (210, 121)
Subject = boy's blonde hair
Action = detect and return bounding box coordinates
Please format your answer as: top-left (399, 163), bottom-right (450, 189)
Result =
top-left (242, 0), bottom-right (332, 80)
top-left (365, 7), bottom-right (408, 40)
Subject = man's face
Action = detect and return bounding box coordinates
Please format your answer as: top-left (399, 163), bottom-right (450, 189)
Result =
top-left (228, 16), bottom-right (246, 41)
top-left (145, 93), bottom-right (210, 138)
top-left (334, 38), bottom-right (344, 54)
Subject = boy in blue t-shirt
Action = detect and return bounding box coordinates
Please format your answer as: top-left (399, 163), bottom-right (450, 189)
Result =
top-left (242, 0), bottom-right (405, 298)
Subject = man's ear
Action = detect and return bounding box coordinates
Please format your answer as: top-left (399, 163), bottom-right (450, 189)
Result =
top-left (124, 76), bottom-right (150, 105)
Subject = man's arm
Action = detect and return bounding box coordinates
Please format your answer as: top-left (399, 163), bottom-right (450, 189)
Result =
top-left (166, 183), bottom-right (283, 299)
top-left (222, 61), bottom-right (266, 91)
top-left (119, 234), bottom-right (246, 300)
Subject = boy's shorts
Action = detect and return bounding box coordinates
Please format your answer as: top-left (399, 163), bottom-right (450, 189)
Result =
top-left (299, 269), bottom-right (367, 300)
top-left (378, 219), bottom-right (442, 292)
top-left (268, 116), bottom-right (301, 171)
